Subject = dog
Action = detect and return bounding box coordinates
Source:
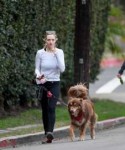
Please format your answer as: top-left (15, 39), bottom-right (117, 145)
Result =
top-left (67, 84), bottom-right (97, 141)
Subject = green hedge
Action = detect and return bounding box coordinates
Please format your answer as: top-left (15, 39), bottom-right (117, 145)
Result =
top-left (0, 0), bottom-right (110, 112)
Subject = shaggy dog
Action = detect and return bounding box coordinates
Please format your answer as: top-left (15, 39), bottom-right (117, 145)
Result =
top-left (67, 84), bottom-right (97, 141)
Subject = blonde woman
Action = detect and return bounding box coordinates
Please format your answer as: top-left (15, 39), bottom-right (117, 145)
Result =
top-left (35, 31), bottom-right (65, 144)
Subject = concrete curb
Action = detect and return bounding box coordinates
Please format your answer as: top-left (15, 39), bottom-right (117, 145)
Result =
top-left (0, 117), bottom-right (125, 148)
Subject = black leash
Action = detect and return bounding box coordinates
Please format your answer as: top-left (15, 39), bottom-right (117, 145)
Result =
top-left (37, 85), bottom-right (68, 107)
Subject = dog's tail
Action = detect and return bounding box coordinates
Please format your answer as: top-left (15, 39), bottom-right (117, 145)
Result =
top-left (68, 83), bottom-right (88, 99)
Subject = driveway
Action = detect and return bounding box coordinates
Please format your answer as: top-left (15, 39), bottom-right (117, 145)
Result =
top-left (89, 66), bottom-right (125, 103)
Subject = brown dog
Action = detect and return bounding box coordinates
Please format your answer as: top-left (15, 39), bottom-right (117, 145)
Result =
top-left (67, 84), bottom-right (97, 141)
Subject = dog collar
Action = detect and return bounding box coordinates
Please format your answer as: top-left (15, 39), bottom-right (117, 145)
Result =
top-left (71, 112), bottom-right (84, 123)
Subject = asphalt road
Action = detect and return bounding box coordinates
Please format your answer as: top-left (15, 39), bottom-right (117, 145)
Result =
top-left (5, 125), bottom-right (125, 150)
top-left (89, 66), bottom-right (125, 103)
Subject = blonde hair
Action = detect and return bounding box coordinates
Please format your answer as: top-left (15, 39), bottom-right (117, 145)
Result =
top-left (43, 31), bottom-right (58, 49)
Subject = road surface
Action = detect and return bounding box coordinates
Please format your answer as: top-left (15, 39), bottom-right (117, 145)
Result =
top-left (5, 125), bottom-right (125, 150)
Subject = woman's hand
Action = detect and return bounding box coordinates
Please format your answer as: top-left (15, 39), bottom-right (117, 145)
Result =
top-left (36, 74), bottom-right (45, 80)
top-left (36, 75), bottom-right (47, 84)
top-left (117, 74), bottom-right (121, 78)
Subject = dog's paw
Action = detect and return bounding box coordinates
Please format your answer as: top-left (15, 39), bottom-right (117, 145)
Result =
top-left (70, 136), bottom-right (75, 141)
top-left (79, 137), bottom-right (85, 141)
top-left (91, 136), bottom-right (95, 140)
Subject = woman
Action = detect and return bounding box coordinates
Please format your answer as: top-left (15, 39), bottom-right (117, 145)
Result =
top-left (35, 31), bottom-right (65, 144)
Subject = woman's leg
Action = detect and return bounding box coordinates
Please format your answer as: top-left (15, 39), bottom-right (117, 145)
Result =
top-left (40, 87), bottom-right (49, 135)
top-left (40, 82), bottom-right (60, 143)
top-left (47, 82), bottom-right (60, 133)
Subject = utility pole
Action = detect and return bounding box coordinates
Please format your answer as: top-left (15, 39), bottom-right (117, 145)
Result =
top-left (74, 0), bottom-right (90, 88)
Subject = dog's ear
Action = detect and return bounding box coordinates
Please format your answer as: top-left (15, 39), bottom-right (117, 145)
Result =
top-left (68, 100), bottom-right (73, 107)
top-left (68, 98), bottom-right (73, 104)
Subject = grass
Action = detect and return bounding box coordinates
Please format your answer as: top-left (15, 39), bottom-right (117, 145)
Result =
top-left (0, 99), bottom-right (125, 138)
top-left (0, 109), bottom-right (42, 129)
top-left (94, 99), bottom-right (125, 120)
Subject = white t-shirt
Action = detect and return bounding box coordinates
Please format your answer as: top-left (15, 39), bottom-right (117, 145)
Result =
top-left (35, 48), bottom-right (65, 84)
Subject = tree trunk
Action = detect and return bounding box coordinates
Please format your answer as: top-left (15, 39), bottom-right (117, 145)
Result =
top-left (74, 0), bottom-right (90, 88)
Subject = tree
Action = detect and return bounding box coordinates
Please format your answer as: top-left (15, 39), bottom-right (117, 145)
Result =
top-left (74, 0), bottom-right (90, 88)
top-left (105, 5), bottom-right (125, 57)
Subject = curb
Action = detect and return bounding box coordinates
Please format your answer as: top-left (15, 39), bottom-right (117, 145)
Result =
top-left (0, 117), bottom-right (125, 148)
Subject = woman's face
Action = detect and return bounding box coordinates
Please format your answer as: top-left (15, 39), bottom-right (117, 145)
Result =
top-left (46, 34), bottom-right (56, 49)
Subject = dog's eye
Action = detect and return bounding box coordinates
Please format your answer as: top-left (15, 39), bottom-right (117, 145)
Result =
top-left (74, 103), bottom-right (77, 106)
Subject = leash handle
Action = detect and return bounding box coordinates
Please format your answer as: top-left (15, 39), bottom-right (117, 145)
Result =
top-left (39, 85), bottom-right (67, 106)
top-left (47, 91), bottom-right (53, 98)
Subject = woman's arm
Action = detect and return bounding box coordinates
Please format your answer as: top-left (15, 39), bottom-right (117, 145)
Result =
top-left (35, 51), bottom-right (41, 78)
top-left (54, 49), bottom-right (65, 72)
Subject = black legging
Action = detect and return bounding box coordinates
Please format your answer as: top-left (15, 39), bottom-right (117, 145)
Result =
top-left (39, 81), bottom-right (60, 134)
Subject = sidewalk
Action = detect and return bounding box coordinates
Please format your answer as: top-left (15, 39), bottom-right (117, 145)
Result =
top-left (0, 117), bottom-right (125, 148)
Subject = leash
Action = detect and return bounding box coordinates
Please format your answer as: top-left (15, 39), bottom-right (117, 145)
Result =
top-left (37, 85), bottom-right (68, 107)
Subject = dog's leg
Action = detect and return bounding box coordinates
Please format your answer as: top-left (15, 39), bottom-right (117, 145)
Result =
top-left (79, 125), bottom-right (86, 141)
top-left (90, 115), bottom-right (96, 139)
top-left (69, 124), bottom-right (75, 141)
top-left (90, 124), bottom-right (95, 139)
